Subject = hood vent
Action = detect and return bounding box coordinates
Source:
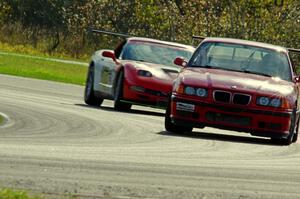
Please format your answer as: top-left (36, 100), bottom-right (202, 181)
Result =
top-left (162, 68), bottom-right (179, 74)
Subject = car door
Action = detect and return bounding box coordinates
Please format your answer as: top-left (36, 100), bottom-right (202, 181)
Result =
top-left (93, 50), bottom-right (112, 94)
top-left (99, 55), bottom-right (116, 96)
top-left (96, 40), bottom-right (127, 96)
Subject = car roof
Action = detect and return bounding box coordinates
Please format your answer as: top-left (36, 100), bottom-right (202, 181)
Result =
top-left (200, 37), bottom-right (288, 53)
top-left (127, 37), bottom-right (195, 51)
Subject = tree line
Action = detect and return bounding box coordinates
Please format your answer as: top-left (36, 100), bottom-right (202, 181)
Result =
top-left (0, 0), bottom-right (299, 59)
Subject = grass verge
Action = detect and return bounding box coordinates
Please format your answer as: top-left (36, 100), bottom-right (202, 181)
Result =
top-left (0, 115), bottom-right (3, 126)
top-left (0, 189), bottom-right (41, 199)
top-left (0, 52), bottom-right (88, 85)
top-left (0, 42), bottom-right (89, 61)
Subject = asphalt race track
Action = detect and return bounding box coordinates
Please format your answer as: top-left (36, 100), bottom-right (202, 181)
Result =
top-left (1, 74), bottom-right (300, 199)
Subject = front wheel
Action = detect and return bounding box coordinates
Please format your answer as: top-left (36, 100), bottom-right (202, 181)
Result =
top-left (292, 118), bottom-right (299, 143)
top-left (84, 65), bottom-right (103, 106)
top-left (114, 70), bottom-right (132, 111)
top-left (272, 114), bottom-right (299, 145)
top-left (165, 100), bottom-right (193, 133)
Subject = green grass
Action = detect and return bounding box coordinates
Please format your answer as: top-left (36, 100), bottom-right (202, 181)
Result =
top-left (0, 188), bottom-right (81, 199)
top-left (0, 189), bottom-right (41, 199)
top-left (0, 115), bottom-right (3, 126)
top-left (0, 52), bottom-right (88, 85)
top-left (0, 42), bottom-right (89, 62)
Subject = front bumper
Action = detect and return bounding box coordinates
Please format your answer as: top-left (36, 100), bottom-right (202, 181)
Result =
top-left (122, 77), bottom-right (171, 108)
top-left (171, 95), bottom-right (293, 138)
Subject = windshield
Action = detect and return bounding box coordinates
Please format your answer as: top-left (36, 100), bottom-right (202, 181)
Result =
top-left (121, 41), bottom-right (194, 67)
top-left (188, 42), bottom-right (292, 81)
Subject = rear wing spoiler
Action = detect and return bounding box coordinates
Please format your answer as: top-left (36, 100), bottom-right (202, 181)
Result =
top-left (191, 35), bottom-right (206, 47)
top-left (288, 48), bottom-right (300, 53)
top-left (192, 35), bottom-right (206, 40)
top-left (88, 28), bottom-right (132, 38)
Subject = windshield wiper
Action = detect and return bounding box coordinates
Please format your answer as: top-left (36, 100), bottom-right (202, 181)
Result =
top-left (135, 59), bottom-right (145, 62)
top-left (190, 65), bottom-right (242, 72)
top-left (242, 69), bottom-right (272, 77)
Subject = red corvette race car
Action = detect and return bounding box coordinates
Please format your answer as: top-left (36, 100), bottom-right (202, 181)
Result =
top-left (165, 37), bottom-right (300, 145)
top-left (84, 30), bottom-right (195, 111)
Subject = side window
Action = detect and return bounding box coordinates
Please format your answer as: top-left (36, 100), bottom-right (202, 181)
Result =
top-left (188, 42), bottom-right (212, 66)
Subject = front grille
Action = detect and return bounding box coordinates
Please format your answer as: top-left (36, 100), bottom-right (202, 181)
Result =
top-left (258, 121), bottom-right (282, 130)
top-left (233, 93), bottom-right (251, 105)
top-left (145, 88), bottom-right (168, 97)
top-left (131, 86), bottom-right (168, 97)
top-left (206, 112), bottom-right (251, 127)
top-left (214, 91), bottom-right (231, 103)
top-left (213, 90), bottom-right (251, 106)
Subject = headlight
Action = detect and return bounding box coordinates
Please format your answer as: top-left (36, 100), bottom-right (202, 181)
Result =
top-left (184, 86), bottom-right (207, 97)
top-left (184, 86), bottom-right (195, 95)
top-left (256, 96), bottom-right (281, 107)
top-left (270, 99), bottom-right (281, 107)
top-left (137, 70), bottom-right (152, 77)
top-left (257, 97), bottom-right (270, 106)
top-left (196, 88), bottom-right (208, 97)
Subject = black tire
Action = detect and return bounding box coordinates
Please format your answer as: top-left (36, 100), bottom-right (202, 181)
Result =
top-left (272, 134), bottom-right (293, 146)
top-left (272, 113), bottom-right (298, 145)
top-left (84, 65), bottom-right (103, 106)
top-left (114, 70), bottom-right (132, 111)
top-left (292, 118), bottom-right (299, 143)
top-left (164, 100), bottom-right (193, 133)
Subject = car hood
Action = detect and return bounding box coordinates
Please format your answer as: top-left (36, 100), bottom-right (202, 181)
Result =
top-left (180, 68), bottom-right (295, 96)
top-left (123, 60), bottom-right (180, 81)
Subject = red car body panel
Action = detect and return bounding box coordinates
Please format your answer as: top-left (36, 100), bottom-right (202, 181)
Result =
top-left (112, 38), bottom-right (194, 108)
top-left (168, 38), bottom-right (300, 141)
top-left (88, 36), bottom-right (195, 110)
top-left (171, 68), bottom-right (295, 137)
top-left (122, 61), bottom-right (178, 106)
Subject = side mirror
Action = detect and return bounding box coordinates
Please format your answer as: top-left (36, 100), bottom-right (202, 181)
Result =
top-left (173, 57), bottom-right (187, 67)
top-left (294, 76), bottom-right (300, 83)
top-left (102, 51), bottom-right (117, 62)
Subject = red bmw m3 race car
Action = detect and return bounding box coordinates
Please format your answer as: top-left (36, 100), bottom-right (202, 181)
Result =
top-left (165, 37), bottom-right (300, 145)
top-left (84, 30), bottom-right (195, 111)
